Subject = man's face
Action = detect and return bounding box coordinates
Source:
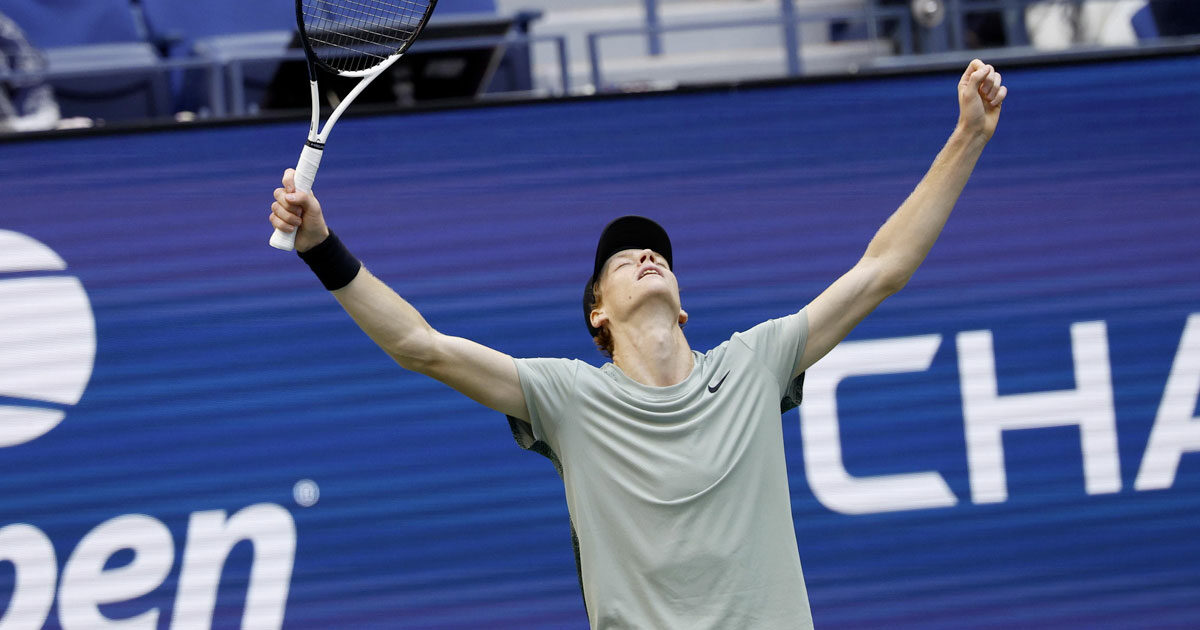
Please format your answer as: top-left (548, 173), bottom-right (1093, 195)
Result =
top-left (591, 248), bottom-right (686, 330)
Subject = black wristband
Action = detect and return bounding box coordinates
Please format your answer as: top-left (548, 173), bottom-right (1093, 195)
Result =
top-left (297, 230), bottom-right (362, 291)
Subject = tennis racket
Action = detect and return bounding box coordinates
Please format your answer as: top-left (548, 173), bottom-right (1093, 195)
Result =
top-left (269, 0), bottom-right (438, 251)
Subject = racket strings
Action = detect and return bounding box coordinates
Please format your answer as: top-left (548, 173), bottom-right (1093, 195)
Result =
top-left (313, 0), bottom-right (426, 33)
top-left (302, 0), bottom-right (433, 73)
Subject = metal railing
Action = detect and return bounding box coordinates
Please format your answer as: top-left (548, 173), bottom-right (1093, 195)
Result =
top-left (2, 0), bottom-right (1193, 128)
top-left (0, 32), bottom-right (571, 122)
top-left (217, 33), bottom-right (571, 117)
top-left (0, 55), bottom-right (225, 122)
top-left (591, 0), bottom-right (1186, 90)
top-left (586, 5), bottom-right (914, 89)
top-left (887, 0), bottom-right (1162, 52)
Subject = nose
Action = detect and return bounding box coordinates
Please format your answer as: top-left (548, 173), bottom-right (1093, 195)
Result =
top-left (638, 249), bottom-right (655, 264)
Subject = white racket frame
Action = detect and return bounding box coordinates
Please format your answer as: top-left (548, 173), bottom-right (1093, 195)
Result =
top-left (268, 53), bottom-right (405, 251)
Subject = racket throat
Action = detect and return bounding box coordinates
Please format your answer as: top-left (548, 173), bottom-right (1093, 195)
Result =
top-left (307, 78), bottom-right (321, 142)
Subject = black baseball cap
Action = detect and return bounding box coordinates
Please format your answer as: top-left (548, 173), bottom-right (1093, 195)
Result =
top-left (583, 215), bottom-right (673, 337)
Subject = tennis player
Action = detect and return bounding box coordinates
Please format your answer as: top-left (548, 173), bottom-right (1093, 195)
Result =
top-left (269, 59), bottom-right (1007, 629)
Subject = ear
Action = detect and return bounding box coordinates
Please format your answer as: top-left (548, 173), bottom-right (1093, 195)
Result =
top-left (678, 308), bottom-right (689, 326)
top-left (590, 307), bottom-right (608, 332)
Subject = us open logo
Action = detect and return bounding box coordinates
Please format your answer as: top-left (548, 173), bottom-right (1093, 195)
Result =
top-left (0, 230), bottom-right (96, 447)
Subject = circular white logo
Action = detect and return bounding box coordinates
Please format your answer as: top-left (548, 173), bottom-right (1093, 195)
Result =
top-left (0, 230), bottom-right (96, 447)
top-left (293, 479), bottom-right (320, 507)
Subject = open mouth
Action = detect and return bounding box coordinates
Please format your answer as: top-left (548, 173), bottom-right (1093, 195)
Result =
top-left (638, 268), bottom-right (661, 280)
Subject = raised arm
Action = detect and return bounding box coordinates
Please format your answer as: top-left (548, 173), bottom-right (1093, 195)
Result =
top-left (797, 59), bottom-right (1007, 373)
top-left (269, 170), bottom-right (530, 420)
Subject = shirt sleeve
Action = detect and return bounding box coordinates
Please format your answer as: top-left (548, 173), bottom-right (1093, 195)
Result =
top-left (505, 357), bottom-right (580, 456)
top-left (733, 309), bottom-right (810, 410)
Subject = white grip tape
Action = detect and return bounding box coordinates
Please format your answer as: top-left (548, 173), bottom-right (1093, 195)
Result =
top-left (292, 144), bottom-right (323, 192)
top-left (269, 144), bottom-right (325, 251)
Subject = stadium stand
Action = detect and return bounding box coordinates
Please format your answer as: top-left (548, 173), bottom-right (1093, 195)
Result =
top-left (0, 0), bottom-right (536, 122)
top-left (0, 9), bottom-right (58, 131)
top-left (0, 0), bottom-right (146, 47)
top-left (0, 0), bottom-right (1196, 130)
top-left (0, 0), bottom-right (173, 123)
top-left (259, 8), bottom-right (542, 114)
top-left (137, 0), bottom-right (531, 116)
top-left (497, 0), bottom-right (1197, 91)
top-left (494, 0), bottom-right (892, 91)
top-left (136, 0), bottom-right (299, 117)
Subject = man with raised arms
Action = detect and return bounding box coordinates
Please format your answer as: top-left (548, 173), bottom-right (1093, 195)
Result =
top-left (268, 59), bottom-right (1007, 629)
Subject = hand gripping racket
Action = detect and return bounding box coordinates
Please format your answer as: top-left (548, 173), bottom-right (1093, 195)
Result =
top-left (269, 0), bottom-right (438, 251)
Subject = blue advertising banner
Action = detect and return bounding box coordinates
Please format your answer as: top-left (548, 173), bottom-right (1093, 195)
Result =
top-left (1, 52), bottom-right (1198, 629)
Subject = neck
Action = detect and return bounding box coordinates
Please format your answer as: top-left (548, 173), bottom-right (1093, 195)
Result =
top-left (610, 317), bottom-right (693, 387)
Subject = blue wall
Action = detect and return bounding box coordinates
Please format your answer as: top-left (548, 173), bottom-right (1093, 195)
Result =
top-left (1, 53), bottom-right (1198, 629)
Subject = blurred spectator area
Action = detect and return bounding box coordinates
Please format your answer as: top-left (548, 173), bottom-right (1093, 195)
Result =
top-left (0, 0), bottom-right (542, 124)
top-left (477, 0), bottom-right (1198, 91)
top-left (857, 0), bottom-right (1200, 52)
top-left (0, 0), bottom-right (1197, 128)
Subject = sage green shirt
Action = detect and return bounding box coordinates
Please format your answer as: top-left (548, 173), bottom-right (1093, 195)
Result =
top-left (509, 309), bottom-right (812, 629)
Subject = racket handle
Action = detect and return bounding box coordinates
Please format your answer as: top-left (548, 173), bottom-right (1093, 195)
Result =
top-left (269, 143), bottom-right (325, 251)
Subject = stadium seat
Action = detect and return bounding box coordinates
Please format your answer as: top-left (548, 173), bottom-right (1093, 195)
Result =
top-left (136, 0), bottom-right (297, 116)
top-left (439, 0), bottom-right (499, 13)
top-left (141, 0), bottom-right (511, 116)
top-left (0, 0), bottom-right (145, 47)
top-left (192, 30), bottom-right (295, 116)
top-left (137, 0), bottom-right (501, 116)
top-left (1131, 4), bottom-right (1159, 39)
top-left (42, 41), bottom-right (172, 123)
top-left (0, 0), bottom-right (174, 122)
top-left (137, 0), bottom-right (295, 52)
